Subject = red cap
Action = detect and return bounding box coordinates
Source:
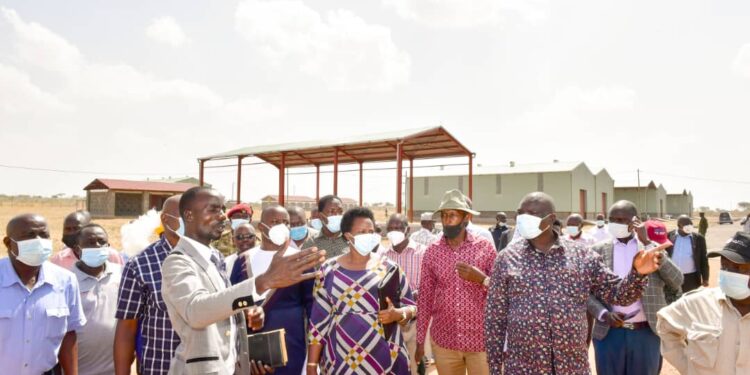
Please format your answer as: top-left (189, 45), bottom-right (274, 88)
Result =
top-left (645, 220), bottom-right (672, 246)
top-left (227, 203), bottom-right (253, 218)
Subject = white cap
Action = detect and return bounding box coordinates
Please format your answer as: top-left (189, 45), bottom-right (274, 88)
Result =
top-left (420, 212), bottom-right (434, 221)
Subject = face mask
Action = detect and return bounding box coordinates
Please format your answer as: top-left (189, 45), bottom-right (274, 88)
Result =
top-left (386, 231), bottom-right (406, 246)
top-left (608, 222), bottom-right (631, 239)
top-left (81, 247), bottom-right (109, 267)
top-left (719, 270), bottom-right (750, 300)
top-left (443, 221), bottom-right (466, 239)
top-left (682, 225), bottom-right (694, 234)
top-left (596, 220), bottom-right (605, 228)
top-left (261, 222), bottom-right (290, 246)
top-left (12, 237), bottom-right (53, 267)
top-left (290, 225), bottom-right (308, 241)
top-left (566, 226), bottom-right (581, 237)
top-left (62, 234), bottom-right (78, 248)
top-left (516, 214), bottom-right (549, 240)
top-left (350, 233), bottom-right (380, 256)
top-left (231, 218), bottom-right (250, 231)
top-left (164, 214), bottom-right (184, 236)
top-left (325, 215), bottom-right (343, 233)
top-left (310, 218), bottom-right (323, 231)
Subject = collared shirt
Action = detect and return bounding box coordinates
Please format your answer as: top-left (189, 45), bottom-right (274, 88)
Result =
top-left (467, 222), bottom-right (496, 249)
top-left (0, 258), bottom-right (87, 375)
top-left (409, 228), bottom-right (440, 248)
top-left (587, 226), bottom-right (611, 243)
top-left (50, 247), bottom-right (124, 270)
top-left (72, 262), bottom-right (122, 375)
top-left (485, 236), bottom-right (649, 375)
top-left (416, 232), bottom-right (496, 352)
top-left (565, 233), bottom-right (596, 248)
top-left (115, 237), bottom-right (180, 375)
top-left (310, 231), bottom-right (350, 259)
top-left (672, 234), bottom-right (697, 274)
top-left (657, 287), bottom-right (750, 375)
top-left (243, 245), bottom-right (300, 300)
top-left (383, 241), bottom-right (426, 293)
top-left (612, 237), bottom-right (647, 323)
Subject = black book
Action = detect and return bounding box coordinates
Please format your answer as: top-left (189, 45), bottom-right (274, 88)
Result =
top-left (247, 329), bottom-right (288, 368)
top-left (378, 265), bottom-right (401, 341)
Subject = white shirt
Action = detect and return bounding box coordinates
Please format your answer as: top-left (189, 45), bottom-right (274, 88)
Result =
top-left (467, 222), bottom-right (495, 248)
top-left (672, 234), bottom-right (697, 274)
top-left (409, 228), bottom-right (440, 248)
top-left (180, 236), bottom-right (237, 374)
top-left (611, 237), bottom-right (647, 323)
top-left (588, 225), bottom-right (611, 243)
top-left (243, 245), bottom-right (300, 301)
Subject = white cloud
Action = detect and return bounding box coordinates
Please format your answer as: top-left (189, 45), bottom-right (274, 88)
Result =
top-left (145, 16), bottom-right (190, 47)
top-left (381, 0), bottom-right (550, 28)
top-left (732, 43), bottom-right (750, 78)
top-left (235, 0), bottom-right (410, 91)
top-left (0, 63), bottom-right (71, 113)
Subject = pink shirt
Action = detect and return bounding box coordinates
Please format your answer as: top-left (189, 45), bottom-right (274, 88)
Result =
top-left (50, 247), bottom-right (124, 270)
top-left (416, 231), bottom-right (497, 352)
top-left (383, 241), bottom-right (425, 293)
top-left (612, 237), bottom-right (647, 323)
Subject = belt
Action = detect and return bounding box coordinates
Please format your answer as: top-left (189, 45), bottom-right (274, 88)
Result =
top-left (620, 321), bottom-right (649, 330)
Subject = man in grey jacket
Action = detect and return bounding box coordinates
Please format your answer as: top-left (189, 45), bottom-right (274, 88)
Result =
top-left (162, 187), bottom-right (326, 375)
top-left (588, 200), bottom-right (683, 375)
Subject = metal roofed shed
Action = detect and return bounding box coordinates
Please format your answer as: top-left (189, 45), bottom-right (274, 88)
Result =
top-left (197, 126), bottom-right (474, 221)
top-left (84, 178), bottom-right (197, 217)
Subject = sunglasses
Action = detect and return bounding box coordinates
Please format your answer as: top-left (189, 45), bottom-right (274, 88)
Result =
top-left (234, 234), bottom-right (256, 241)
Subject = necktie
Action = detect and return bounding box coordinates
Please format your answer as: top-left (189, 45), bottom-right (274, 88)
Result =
top-left (210, 251), bottom-right (230, 287)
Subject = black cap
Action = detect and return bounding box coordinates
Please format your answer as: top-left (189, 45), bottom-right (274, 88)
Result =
top-left (708, 231), bottom-right (750, 264)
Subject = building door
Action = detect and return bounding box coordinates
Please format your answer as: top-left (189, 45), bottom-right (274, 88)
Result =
top-left (660, 199), bottom-right (664, 218)
top-left (149, 195), bottom-right (169, 211)
top-left (601, 192), bottom-right (607, 216)
top-left (579, 189), bottom-right (587, 217)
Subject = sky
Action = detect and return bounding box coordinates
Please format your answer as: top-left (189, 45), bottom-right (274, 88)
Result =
top-left (0, 0), bottom-right (748, 210)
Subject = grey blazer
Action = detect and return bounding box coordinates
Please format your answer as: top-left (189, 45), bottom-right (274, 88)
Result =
top-left (162, 237), bottom-right (256, 375)
top-left (587, 239), bottom-right (683, 340)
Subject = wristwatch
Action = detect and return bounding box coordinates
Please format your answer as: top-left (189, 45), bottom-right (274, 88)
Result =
top-left (482, 276), bottom-right (490, 288)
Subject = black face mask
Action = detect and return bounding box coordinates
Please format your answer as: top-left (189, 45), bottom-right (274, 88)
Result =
top-left (62, 234), bottom-right (78, 248)
top-left (443, 221), bottom-right (466, 239)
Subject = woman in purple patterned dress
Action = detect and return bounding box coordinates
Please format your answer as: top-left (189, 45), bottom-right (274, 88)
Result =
top-left (307, 207), bottom-right (416, 375)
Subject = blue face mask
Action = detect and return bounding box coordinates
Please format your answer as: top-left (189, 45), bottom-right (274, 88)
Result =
top-left (325, 215), bottom-right (343, 233)
top-left (231, 218), bottom-right (250, 231)
top-left (12, 237), bottom-right (53, 267)
top-left (80, 247), bottom-right (109, 268)
top-left (350, 233), bottom-right (381, 256)
top-left (290, 225), bottom-right (308, 241)
top-left (310, 218), bottom-right (323, 231)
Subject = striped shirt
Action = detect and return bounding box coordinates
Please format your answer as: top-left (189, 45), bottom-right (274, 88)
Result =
top-left (382, 241), bottom-right (426, 293)
top-left (115, 237), bottom-right (180, 375)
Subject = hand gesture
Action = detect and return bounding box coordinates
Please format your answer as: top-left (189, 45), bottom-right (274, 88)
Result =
top-left (246, 306), bottom-right (264, 331)
top-left (632, 216), bottom-right (650, 244)
top-left (603, 312), bottom-right (625, 328)
top-left (255, 246), bottom-right (326, 294)
top-left (632, 242), bottom-right (670, 275)
top-left (456, 261), bottom-right (487, 284)
top-left (378, 297), bottom-right (402, 325)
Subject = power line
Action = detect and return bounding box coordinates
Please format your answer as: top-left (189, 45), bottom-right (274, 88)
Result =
top-left (0, 163), bottom-right (193, 177)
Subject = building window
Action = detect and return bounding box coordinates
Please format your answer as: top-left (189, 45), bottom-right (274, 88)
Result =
top-left (458, 176), bottom-right (464, 192)
top-left (423, 177), bottom-right (429, 195)
top-left (495, 175), bottom-right (502, 194)
top-left (537, 173), bottom-right (544, 191)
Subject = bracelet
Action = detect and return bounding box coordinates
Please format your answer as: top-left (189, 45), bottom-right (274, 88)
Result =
top-left (307, 363), bottom-right (318, 367)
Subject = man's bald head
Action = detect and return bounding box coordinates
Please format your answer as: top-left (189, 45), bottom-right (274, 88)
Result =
top-left (608, 200), bottom-right (638, 221)
top-left (387, 213), bottom-right (409, 232)
top-left (163, 194), bottom-right (181, 217)
top-left (4, 214), bottom-right (50, 262)
top-left (566, 214), bottom-right (584, 227)
top-left (677, 214), bottom-right (693, 231)
top-left (287, 206), bottom-right (306, 222)
top-left (261, 206), bottom-right (290, 224)
top-left (518, 192), bottom-right (556, 217)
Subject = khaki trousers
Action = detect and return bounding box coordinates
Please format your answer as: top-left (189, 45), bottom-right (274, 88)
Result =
top-left (402, 320), bottom-right (418, 375)
top-left (431, 342), bottom-right (489, 375)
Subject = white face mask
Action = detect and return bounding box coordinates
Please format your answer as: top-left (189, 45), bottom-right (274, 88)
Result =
top-left (386, 231), bottom-right (406, 247)
top-left (596, 220), bottom-right (605, 228)
top-left (81, 247), bottom-right (109, 267)
top-left (325, 215), bottom-right (343, 233)
top-left (719, 270), bottom-right (750, 300)
top-left (231, 218), bottom-right (250, 231)
top-left (682, 225), bottom-right (694, 234)
top-left (261, 223), bottom-right (290, 246)
top-left (310, 218), bottom-right (323, 231)
top-left (350, 233), bottom-right (381, 256)
top-left (566, 226), bottom-right (581, 237)
top-left (12, 237), bottom-right (53, 267)
top-left (516, 214), bottom-right (548, 240)
top-left (608, 222), bottom-right (631, 239)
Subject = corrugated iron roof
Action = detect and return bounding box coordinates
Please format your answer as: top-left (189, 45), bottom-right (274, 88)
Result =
top-left (83, 178), bottom-right (197, 193)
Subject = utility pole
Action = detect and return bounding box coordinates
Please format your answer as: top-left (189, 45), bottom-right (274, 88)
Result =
top-left (636, 169), bottom-right (641, 214)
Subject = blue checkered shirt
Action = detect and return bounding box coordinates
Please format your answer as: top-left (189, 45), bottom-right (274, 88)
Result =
top-left (116, 237), bottom-right (180, 375)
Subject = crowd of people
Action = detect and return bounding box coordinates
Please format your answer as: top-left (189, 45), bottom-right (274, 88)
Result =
top-left (1, 186), bottom-right (749, 375)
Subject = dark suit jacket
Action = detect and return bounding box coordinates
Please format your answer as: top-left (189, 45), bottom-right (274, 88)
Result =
top-left (666, 231), bottom-right (709, 283)
top-left (497, 227), bottom-right (515, 251)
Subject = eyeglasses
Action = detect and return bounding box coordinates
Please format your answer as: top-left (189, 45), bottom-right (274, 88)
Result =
top-left (234, 234), bottom-right (256, 241)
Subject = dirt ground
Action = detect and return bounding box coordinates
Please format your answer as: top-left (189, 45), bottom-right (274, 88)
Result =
top-left (0, 202), bottom-right (745, 374)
